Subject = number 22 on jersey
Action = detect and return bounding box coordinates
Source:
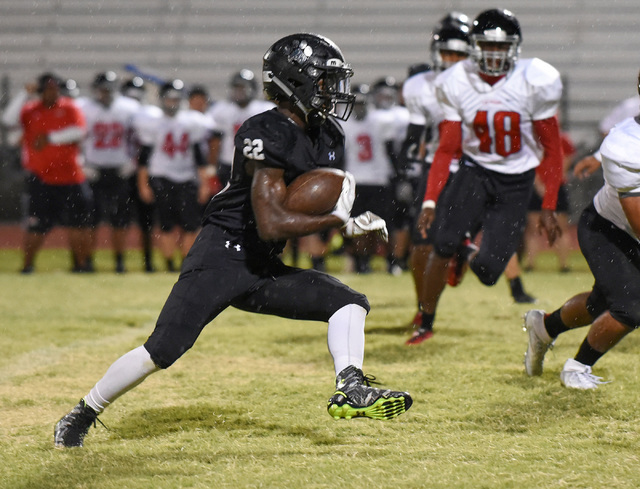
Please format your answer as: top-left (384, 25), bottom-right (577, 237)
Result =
top-left (473, 110), bottom-right (521, 157)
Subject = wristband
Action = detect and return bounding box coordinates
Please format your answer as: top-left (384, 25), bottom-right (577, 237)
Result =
top-left (421, 200), bottom-right (436, 210)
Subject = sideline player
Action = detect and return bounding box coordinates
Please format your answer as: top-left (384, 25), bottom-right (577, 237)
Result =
top-left (523, 73), bottom-right (640, 388)
top-left (19, 73), bottom-right (92, 273)
top-left (410, 9), bottom-right (563, 344)
top-left (77, 71), bottom-right (141, 273)
top-left (54, 33), bottom-right (413, 448)
top-left (342, 83), bottom-right (396, 274)
top-left (135, 79), bottom-right (213, 272)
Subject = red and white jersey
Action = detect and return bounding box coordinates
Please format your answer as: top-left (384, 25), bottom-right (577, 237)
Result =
top-left (76, 95), bottom-right (140, 168)
top-left (594, 117), bottom-right (640, 241)
top-left (134, 108), bottom-right (213, 183)
top-left (207, 99), bottom-right (274, 164)
top-left (436, 57), bottom-right (562, 174)
top-left (342, 108), bottom-right (396, 186)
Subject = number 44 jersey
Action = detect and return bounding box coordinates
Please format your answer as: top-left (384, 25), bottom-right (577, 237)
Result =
top-left (435, 57), bottom-right (562, 174)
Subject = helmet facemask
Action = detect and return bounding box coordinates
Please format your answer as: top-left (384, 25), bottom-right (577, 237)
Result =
top-left (471, 36), bottom-right (520, 77)
top-left (309, 61), bottom-right (355, 121)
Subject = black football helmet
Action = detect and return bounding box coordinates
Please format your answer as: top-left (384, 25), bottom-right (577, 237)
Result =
top-left (370, 76), bottom-right (399, 110)
top-left (121, 76), bottom-right (146, 102)
top-left (229, 69), bottom-right (257, 106)
top-left (470, 9), bottom-right (522, 77)
top-left (159, 79), bottom-right (185, 116)
top-left (61, 78), bottom-right (79, 98)
top-left (432, 11), bottom-right (470, 33)
top-left (263, 33), bottom-right (355, 125)
top-left (430, 13), bottom-right (471, 71)
top-left (92, 71), bottom-right (118, 106)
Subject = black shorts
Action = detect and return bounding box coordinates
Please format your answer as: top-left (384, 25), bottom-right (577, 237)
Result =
top-left (144, 223), bottom-right (370, 368)
top-left (149, 177), bottom-right (201, 232)
top-left (431, 160), bottom-right (535, 285)
top-left (528, 183), bottom-right (570, 213)
top-left (25, 174), bottom-right (93, 233)
top-left (579, 203), bottom-right (640, 328)
top-left (90, 168), bottom-right (132, 228)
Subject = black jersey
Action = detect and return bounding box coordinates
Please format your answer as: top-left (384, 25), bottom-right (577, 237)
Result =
top-left (202, 108), bottom-right (345, 257)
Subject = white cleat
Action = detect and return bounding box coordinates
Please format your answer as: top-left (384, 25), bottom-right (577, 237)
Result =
top-left (523, 309), bottom-right (554, 376)
top-left (560, 358), bottom-right (610, 390)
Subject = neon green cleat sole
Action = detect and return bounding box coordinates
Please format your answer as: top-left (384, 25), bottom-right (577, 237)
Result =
top-left (327, 394), bottom-right (412, 420)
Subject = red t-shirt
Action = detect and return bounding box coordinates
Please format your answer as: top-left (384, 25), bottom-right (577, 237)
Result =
top-left (20, 97), bottom-right (86, 185)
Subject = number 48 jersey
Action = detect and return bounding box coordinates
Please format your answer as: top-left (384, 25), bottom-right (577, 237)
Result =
top-left (435, 57), bottom-right (562, 174)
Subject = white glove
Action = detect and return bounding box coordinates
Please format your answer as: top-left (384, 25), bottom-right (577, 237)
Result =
top-left (343, 211), bottom-right (389, 242)
top-left (330, 170), bottom-right (356, 224)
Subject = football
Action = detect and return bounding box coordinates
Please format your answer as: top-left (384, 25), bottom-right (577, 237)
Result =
top-left (283, 168), bottom-right (345, 215)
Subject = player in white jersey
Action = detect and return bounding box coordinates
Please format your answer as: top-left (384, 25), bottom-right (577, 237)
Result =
top-left (135, 79), bottom-right (213, 271)
top-left (77, 71), bottom-right (141, 273)
top-left (342, 83), bottom-right (397, 273)
top-left (521, 74), bottom-right (640, 389)
top-left (401, 13), bottom-right (471, 337)
top-left (409, 9), bottom-right (563, 345)
top-left (207, 70), bottom-right (274, 187)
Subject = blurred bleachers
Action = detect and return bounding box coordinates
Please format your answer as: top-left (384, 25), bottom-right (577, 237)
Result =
top-left (1, 0), bottom-right (637, 219)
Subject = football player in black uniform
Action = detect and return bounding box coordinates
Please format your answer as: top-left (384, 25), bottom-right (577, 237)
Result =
top-left (54, 33), bottom-right (413, 448)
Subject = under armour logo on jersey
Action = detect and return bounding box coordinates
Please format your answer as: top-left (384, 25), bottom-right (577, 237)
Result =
top-left (328, 151), bottom-right (336, 161)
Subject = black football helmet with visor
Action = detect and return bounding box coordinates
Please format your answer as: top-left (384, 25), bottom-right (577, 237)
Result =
top-left (470, 9), bottom-right (522, 77)
top-left (159, 79), bottom-right (185, 117)
top-left (263, 33), bottom-right (355, 125)
top-left (430, 13), bottom-right (471, 71)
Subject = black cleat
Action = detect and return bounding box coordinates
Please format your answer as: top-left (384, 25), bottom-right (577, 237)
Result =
top-left (54, 399), bottom-right (99, 448)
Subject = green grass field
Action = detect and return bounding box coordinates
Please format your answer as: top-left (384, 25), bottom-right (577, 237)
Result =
top-left (1, 249), bottom-right (639, 489)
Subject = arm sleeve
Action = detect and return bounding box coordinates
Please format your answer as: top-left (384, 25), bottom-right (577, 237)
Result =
top-left (532, 116), bottom-right (563, 210)
top-left (423, 120), bottom-right (461, 203)
top-left (137, 145), bottom-right (152, 167)
top-left (398, 123), bottom-right (425, 173)
top-left (192, 143), bottom-right (206, 167)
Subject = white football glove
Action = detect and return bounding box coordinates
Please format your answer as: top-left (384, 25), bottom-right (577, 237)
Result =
top-left (343, 211), bottom-right (389, 242)
top-left (330, 170), bottom-right (356, 224)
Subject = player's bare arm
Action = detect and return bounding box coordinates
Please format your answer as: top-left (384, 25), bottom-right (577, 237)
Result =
top-left (251, 164), bottom-right (344, 241)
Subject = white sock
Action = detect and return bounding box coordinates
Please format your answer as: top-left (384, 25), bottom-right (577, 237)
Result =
top-left (327, 304), bottom-right (366, 376)
top-left (84, 345), bottom-right (160, 413)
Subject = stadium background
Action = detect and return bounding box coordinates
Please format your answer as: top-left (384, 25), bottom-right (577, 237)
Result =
top-left (0, 0), bottom-right (638, 221)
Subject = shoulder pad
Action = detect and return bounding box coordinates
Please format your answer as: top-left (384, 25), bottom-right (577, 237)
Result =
top-left (524, 58), bottom-right (561, 87)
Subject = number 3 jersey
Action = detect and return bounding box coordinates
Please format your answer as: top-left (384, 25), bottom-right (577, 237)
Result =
top-left (134, 108), bottom-right (213, 183)
top-left (76, 95), bottom-right (141, 168)
top-left (203, 108), bottom-right (345, 257)
top-left (435, 57), bottom-right (562, 174)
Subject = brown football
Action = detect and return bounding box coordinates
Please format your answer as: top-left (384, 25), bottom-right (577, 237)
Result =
top-left (283, 168), bottom-right (345, 215)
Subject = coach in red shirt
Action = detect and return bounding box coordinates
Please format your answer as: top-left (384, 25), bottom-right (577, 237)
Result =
top-left (20, 72), bottom-right (92, 273)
